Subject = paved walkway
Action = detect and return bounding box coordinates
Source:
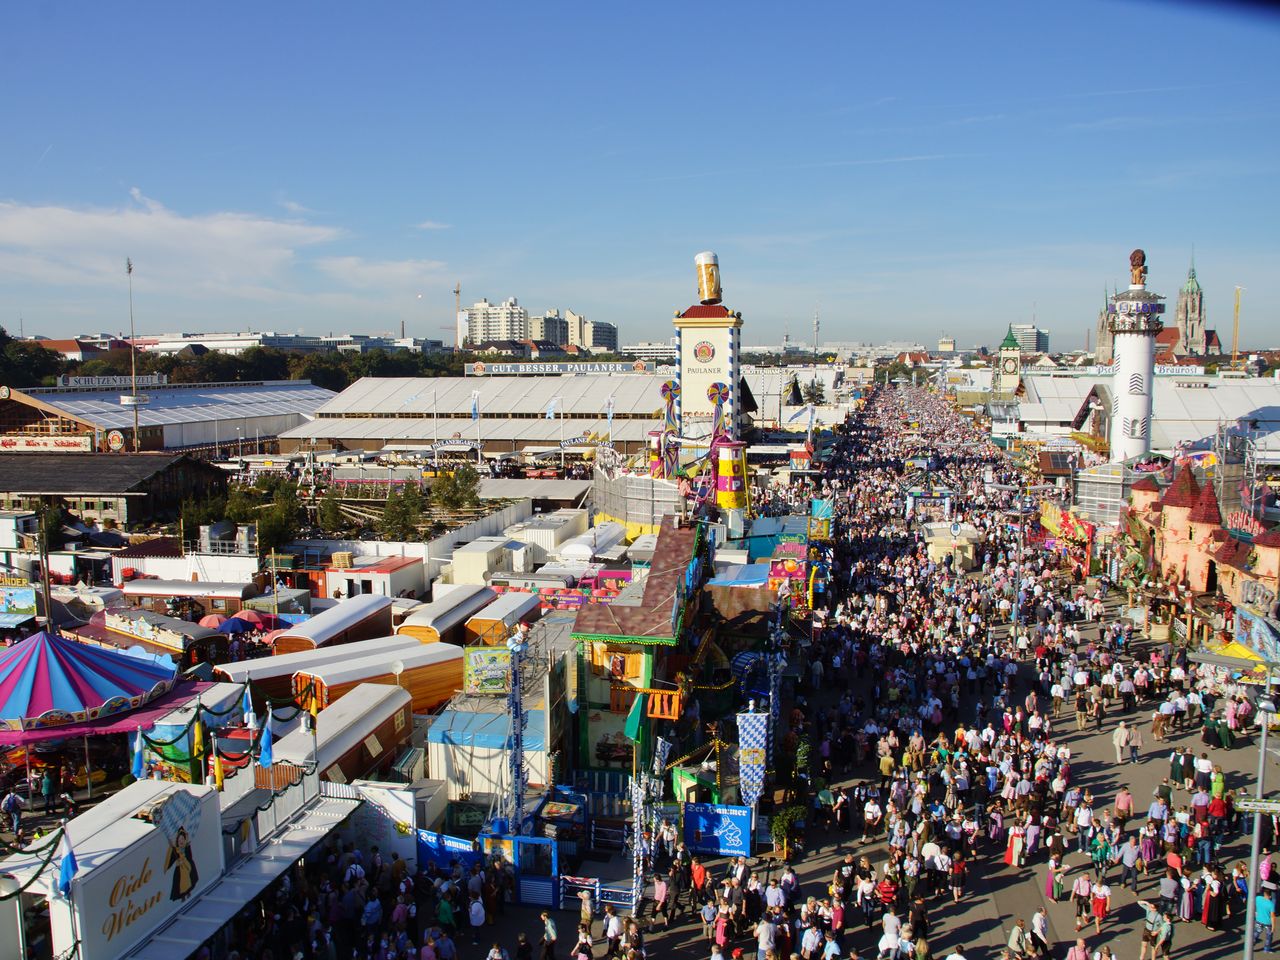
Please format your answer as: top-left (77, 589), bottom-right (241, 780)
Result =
top-left (627, 593), bottom-right (1258, 960)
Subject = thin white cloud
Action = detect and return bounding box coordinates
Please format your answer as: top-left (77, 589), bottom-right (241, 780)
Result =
top-left (315, 256), bottom-right (448, 290)
top-left (0, 192), bottom-right (341, 296)
top-left (415, 220), bottom-right (452, 231)
top-left (278, 198), bottom-right (316, 215)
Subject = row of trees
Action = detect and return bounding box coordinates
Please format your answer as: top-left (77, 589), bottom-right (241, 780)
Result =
top-left (180, 474), bottom-right (302, 554)
top-left (0, 324), bottom-right (645, 393)
top-left (181, 466), bottom-right (484, 553)
top-left (319, 466), bottom-right (483, 541)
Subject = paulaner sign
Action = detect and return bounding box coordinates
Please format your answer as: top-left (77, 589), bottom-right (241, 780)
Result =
top-left (466, 361), bottom-right (653, 376)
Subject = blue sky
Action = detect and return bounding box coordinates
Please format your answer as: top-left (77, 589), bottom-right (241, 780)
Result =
top-left (1, 2), bottom-right (1277, 350)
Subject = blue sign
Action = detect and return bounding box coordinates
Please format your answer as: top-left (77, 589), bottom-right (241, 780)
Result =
top-left (416, 830), bottom-right (484, 871)
top-left (683, 802), bottom-right (752, 858)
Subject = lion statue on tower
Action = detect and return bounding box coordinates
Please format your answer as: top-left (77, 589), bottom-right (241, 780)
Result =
top-left (1129, 248), bottom-right (1147, 286)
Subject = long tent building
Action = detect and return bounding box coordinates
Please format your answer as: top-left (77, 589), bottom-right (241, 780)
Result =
top-left (277, 375), bottom-right (665, 459)
top-left (0, 378), bottom-right (334, 453)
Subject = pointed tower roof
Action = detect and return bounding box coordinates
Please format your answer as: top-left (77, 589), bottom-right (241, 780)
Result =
top-left (1161, 465), bottom-right (1201, 508)
top-left (1000, 325), bottom-right (1019, 350)
top-left (1188, 481), bottom-right (1221, 526)
top-left (1182, 255), bottom-right (1201, 294)
top-left (1131, 475), bottom-right (1160, 493)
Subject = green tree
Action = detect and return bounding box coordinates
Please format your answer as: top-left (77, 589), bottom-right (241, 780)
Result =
top-left (0, 328), bottom-right (67, 387)
top-left (225, 487), bottom-right (260, 524)
top-left (801, 379), bottom-right (826, 405)
top-left (378, 486), bottom-right (421, 541)
top-left (287, 352), bottom-right (351, 391)
top-left (257, 484), bottom-right (302, 554)
top-left (431, 466), bottom-right (481, 511)
top-left (180, 495), bottom-right (228, 533)
top-left (318, 490), bottom-right (345, 534)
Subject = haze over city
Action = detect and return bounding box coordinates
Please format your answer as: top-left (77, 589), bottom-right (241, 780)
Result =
top-left (2, 2), bottom-right (1278, 347)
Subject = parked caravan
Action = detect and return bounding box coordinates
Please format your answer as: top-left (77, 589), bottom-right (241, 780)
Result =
top-left (102, 608), bottom-right (228, 667)
top-left (557, 522), bottom-right (626, 562)
top-left (463, 592), bottom-right (541, 645)
top-left (395, 586), bottom-right (496, 645)
top-left (487, 572), bottom-right (575, 590)
top-left (271, 594), bottom-right (394, 655)
top-left (212, 634), bottom-right (423, 702)
top-left (271, 683), bottom-right (412, 785)
top-left (293, 642), bottom-right (464, 714)
top-left (121, 580), bottom-right (257, 617)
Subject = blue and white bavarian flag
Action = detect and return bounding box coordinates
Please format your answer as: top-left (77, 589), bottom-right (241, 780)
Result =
top-left (736, 711), bottom-right (768, 807)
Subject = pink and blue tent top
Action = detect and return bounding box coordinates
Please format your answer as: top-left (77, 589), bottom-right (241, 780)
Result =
top-left (0, 631), bottom-right (177, 731)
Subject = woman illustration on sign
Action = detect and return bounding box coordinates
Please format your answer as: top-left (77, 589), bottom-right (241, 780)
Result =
top-left (165, 826), bottom-right (199, 901)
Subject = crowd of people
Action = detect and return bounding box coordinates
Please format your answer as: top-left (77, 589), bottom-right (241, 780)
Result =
top-left (194, 385), bottom-right (1260, 960)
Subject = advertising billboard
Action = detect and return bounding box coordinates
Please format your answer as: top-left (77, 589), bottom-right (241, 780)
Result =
top-left (682, 802), bottom-right (751, 857)
top-left (463, 647), bottom-right (512, 695)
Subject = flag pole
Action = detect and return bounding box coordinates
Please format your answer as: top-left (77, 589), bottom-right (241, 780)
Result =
top-left (83, 734), bottom-right (92, 800)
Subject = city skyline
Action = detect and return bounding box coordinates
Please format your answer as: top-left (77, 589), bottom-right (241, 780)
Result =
top-left (2, 3), bottom-right (1278, 349)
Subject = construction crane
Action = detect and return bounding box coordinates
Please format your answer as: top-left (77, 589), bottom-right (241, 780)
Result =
top-left (1232, 285), bottom-right (1244, 368)
top-left (454, 282), bottom-right (462, 349)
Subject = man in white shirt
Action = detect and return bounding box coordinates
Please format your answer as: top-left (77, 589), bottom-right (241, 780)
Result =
top-left (1030, 906), bottom-right (1050, 956)
top-left (755, 916), bottom-right (776, 960)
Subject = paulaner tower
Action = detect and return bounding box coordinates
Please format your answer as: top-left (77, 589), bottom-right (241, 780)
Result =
top-left (1107, 248), bottom-right (1165, 461)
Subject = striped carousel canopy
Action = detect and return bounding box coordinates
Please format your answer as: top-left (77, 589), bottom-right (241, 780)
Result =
top-left (0, 631), bottom-right (176, 730)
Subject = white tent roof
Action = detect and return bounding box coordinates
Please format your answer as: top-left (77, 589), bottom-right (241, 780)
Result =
top-left (23, 381), bottom-right (334, 430)
top-left (1017, 373), bottom-right (1280, 453)
top-left (281, 416), bottom-right (655, 444)
top-left (313, 375), bottom-right (662, 418)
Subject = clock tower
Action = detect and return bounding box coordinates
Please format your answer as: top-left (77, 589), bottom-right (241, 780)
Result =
top-left (994, 325), bottom-right (1021, 395)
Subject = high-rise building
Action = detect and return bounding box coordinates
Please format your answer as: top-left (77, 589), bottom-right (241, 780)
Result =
top-left (461, 298), bottom-right (529, 345)
top-left (1173, 260), bottom-right (1207, 357)
top-left (565, 310), bottom-right (618, 353)
top-left (1010, 323), bottom-right (1049, 353)
top-left (529, 310), bottom-right (570, 346)
top-left (937, 336), bottom-right (956, 354)
top-left (621, 339), bottom-right (677, 361)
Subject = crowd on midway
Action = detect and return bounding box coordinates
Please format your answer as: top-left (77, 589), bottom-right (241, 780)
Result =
top-left (196, 386), bottom-right (1262, 960)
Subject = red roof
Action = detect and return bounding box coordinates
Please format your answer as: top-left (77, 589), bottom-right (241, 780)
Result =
top-left (1156, 329), bottom-right (1180, 346)
top-left (679, 305), bottom-right (732, 319)
top-left (1131, 475), bottom-right (1160, 493)
top-left (1188, 482), bottom-right (1222, 525)
top-left (1254, 525), bottom-right (1280, 548)
top-left (115, 536), bottom-right (183, 559)
top-left (328, 556), bottom-right (421, 575)
top-left (570, 516), bottom-right (696, 644)
top-left (1214, 538), bottom-right (1251, 570)
top-left (1161, 466), bottom-right (1201, 508)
